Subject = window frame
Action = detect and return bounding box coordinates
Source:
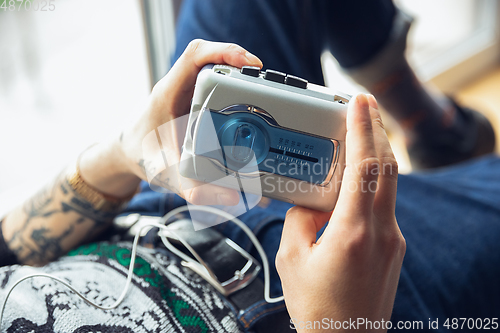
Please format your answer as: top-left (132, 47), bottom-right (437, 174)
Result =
top-left (140, 0), bottom-right (177, 88)
top-left (415, 0), bottom-right (500, 92)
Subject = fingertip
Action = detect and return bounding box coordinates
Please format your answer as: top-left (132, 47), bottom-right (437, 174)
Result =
top-left (367, 94), bottom-right (383, 123)
top-left (244, 51), bottom-right (263, 68)
top-left (367, 94), bottom-right (378, 109)
top-left (216, 190), bottom-right (240, 206)
top-left (285, 205), bottom-right (316, 220)
top-left (182, 180), bottom-right (240, 206)
top-left (286, 205), bottom-right (305, 216)
top-left (356, 93), bottom-right (369, 108)
top-left (284, 206), bottom-right (331, 231)
top-left (347, 93), bottom-right (370, 129)
top-left (350, 93), bottom-right (370, 117)
top-left (220, 46), bottom-right (262, 70)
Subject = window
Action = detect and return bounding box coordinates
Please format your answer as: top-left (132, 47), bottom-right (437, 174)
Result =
top-left (0, 0), bottom-right (150, 215)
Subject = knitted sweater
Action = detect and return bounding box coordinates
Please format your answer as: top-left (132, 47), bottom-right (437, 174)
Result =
top-left (0, 242), bottom-right (242, 333)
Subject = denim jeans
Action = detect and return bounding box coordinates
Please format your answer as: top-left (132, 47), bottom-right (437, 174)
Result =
top-left (162, 0), bottom-right (500, 330)
top-left (173, 0), bottom-right (396, 85)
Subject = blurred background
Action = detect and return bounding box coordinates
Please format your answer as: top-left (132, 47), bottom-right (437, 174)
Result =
top-left (1, 0), bottom-right (500, 216)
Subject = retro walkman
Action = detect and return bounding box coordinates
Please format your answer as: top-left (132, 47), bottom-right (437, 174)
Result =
top-left (180, 64), bottom-right (349, 211)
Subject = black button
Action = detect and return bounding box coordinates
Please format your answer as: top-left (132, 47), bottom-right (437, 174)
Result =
top-left (285, 75), bottom-right (308, 89)
top-left (241, 66), bottom-right (261, 77)
top-left (264, 69), bottom-right (286, 84)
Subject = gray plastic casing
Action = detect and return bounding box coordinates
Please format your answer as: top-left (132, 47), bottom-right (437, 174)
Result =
top-left (180, 65), bottom-right (349, 211)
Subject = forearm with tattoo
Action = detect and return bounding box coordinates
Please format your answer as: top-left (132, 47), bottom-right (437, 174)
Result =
top-left (3, 170), bottom-right (120, 266)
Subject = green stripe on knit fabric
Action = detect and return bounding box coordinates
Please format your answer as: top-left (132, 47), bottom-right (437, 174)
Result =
top-left (67, 243), bottom-right (209, 333)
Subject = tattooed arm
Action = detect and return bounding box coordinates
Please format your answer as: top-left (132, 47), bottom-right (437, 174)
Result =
top-left (1, 139), bottom-right (141, 266)
top-left (1, 40), bottom-right (262, 266)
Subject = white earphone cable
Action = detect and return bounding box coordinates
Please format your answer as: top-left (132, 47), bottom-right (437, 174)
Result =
top-left (0, 205), bottom-right (283, 330)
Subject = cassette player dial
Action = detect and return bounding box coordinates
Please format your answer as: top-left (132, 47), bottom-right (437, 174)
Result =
top-left (195, 104), bottom-right (338, 186)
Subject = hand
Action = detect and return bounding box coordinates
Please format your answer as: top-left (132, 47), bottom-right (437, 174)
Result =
top-left (82, 40), bottom-right (263, 205)
top-left (276, 94), bottom-right (406, 332)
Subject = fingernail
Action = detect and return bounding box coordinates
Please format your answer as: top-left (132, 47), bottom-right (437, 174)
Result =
top-left (367, 94), bottom-right (378, 109)
top-left (217, 192), bottom-right (238, 206)
top-left (216, 193), bottom-right (227, 205)
top-left (245, 52), bottom-right (262, 66)
top-left (355, 93), bottom-right (369, 109)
